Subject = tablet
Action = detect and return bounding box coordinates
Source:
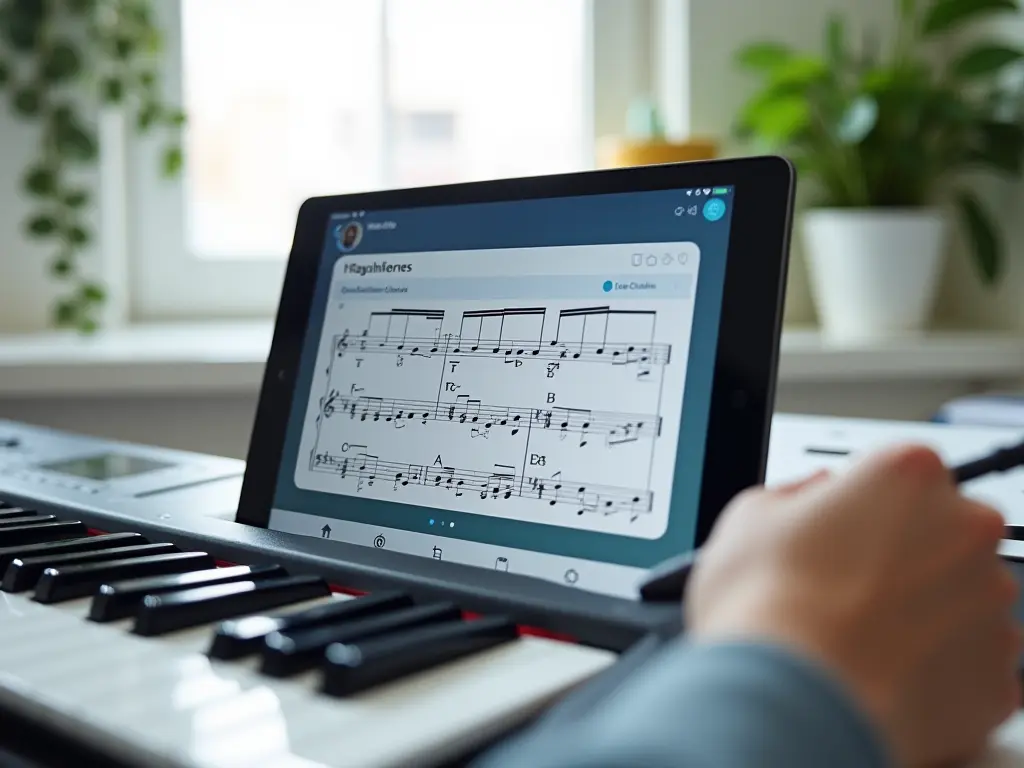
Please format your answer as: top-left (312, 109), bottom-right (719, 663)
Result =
top-left (239, 156), bottom-right (795, 599)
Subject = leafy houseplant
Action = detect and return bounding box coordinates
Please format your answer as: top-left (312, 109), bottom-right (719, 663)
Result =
top-left (735, 0), bottom-right (1024, 339)
top-left (0, 0), bottom-right (184, 332)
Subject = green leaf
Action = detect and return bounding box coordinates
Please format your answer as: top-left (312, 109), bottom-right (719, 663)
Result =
top-left (25, 214), bottom-right (57, 238)
top-left (136, 102), bottom-right (161, 131)
top-left (53, 108), bottom-right (98, 161)
top-left (101, 77), bottom-right (124, 104)
top-left (969, 121), bottom-right (1024, 173)
top-left (161, 145), bottom-right (183, 177)
top-left (80, 282), bottom-right (105, 302)
top-left (767, 56), bottom-right (829, 89)
top-left (951, 44), bottom-right (1024, 78)
top-left (65, 224), bottom-right (91, 246)
top-left (11, 0), bottom-right (46, 19)
top-left (77, 316), bottom-right (98, 334)
top-left (956, 188), bottom-right (1002, 284)
top-left (836, 96), bottom-right (878, 143)
top-left (2, 5), bottom-right (42, 51)
top-left (825, 15), bottom-right (845, 67)
top-left (41, 41), bottom-right (81, 82)
top-left (740, 95), bottom-right (812, 144)
top-left (0, 58), bottom-right (10, 86)
top-left (921, 0), bottom-right (1019, 34)
top-left (65, 0), bottom-right (97, 14)
top-left (11, 87), bottom-right (41, 116)
top-left (54, 299), bottom-right (79, 326)
top-left (113, 36), bottom-right (135, 59)
top-left (736, 42), bottom-right (794, 71)
top-left (51, 257), bottom-right (72, 276)
top-left (62, 189), bottom-right (90, 208)
top-left (22, 165), bottom-right (56, 196)
top-left (166, 108), bottom-right (187, 127)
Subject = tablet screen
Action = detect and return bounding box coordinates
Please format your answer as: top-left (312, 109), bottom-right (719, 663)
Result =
top-left (269, 187), bottom-right (735, 598)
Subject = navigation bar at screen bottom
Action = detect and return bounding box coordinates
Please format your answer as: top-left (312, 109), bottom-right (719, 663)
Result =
top-left (268, 508), bottom-right (647, 600)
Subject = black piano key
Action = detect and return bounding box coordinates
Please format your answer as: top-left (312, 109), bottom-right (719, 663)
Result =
top-left (322, 616), bottom-right (519, 697)
top-left (261, 601), bottom-right (459, 678)
top-left (0, 508), bottom-right (37, 520)
top-left (3, 542), bottom-right (177, 593)
top-left (133, 575), bottom-right (329, 637)
top-left (0, 521), bottom-right (87, 548)
top-left (0, 515), bottom-right (55, 528)
top-left (90, 564), bottom-right (288, 623)
top-left (33, 551), bottom-right (216, 604)
top-left (210, 590), bottom-right (412, 661)
top-left (0, 533), bottom-right (146, 572)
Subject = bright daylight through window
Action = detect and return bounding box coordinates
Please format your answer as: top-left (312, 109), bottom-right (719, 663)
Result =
top-left (179, 0), bottom-right (589, 262)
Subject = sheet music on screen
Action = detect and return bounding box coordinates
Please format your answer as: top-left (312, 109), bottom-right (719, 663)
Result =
top-left (269, 188), bottom-right (736, 598)
top-left (294, 244), bottom-right (698, 541)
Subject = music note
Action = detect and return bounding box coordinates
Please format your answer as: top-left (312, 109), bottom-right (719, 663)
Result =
top-left (357, 453), bottom-right (378, 487)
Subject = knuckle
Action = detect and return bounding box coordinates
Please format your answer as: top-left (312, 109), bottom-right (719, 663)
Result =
top-left (880, 443), bottom-right (948, 481)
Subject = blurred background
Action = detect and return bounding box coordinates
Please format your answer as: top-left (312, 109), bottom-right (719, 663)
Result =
top-left (1, 0), bottom-right (1023, 458)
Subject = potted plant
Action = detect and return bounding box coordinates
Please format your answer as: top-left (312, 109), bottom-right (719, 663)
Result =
top-left (734, 0), bottom-right (1024, 342)
top-left (0, 0), bottom-right (184, 332)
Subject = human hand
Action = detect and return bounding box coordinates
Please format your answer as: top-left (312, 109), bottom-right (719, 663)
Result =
top-left (685, 444), bottom-right (1021, 767)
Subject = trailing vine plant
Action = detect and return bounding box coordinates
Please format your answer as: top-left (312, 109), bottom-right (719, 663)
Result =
top-left (0, 0), bottom-right (184, 332)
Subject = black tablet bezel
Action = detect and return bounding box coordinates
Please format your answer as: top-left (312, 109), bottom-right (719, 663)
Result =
top-left (237, 155), bottom-right (795, 557)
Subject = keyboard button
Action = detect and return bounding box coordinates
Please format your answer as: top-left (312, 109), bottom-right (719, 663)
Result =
top-left (0, 508), bottom-right (36, 519)
top-left (0, 532), bottom-right (146, 572)
top-left (210, 589), bottom-right (411, 661)
top-left (3, 542), bottom-right (178, 593)
top-left (0, 514), bottom-right (55, 528)
top-left (90, 564), bottom-right (288, 622)
top-left (0, 521), bottom-right (87, 548)
top-left (322, 616), bottom-right (518, 697)
top-left (261, 601), bottom-right (459, 678)
top-left (33, 551), bottom-right (217, 604)
top-left (133, 575), bottom-right (330, 636)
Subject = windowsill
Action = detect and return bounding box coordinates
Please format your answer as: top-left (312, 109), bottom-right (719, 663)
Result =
top-left (0, 322), bottom-right (1021, 398)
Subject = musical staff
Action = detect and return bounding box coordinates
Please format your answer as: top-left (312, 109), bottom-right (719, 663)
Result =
top-left (311, 451), bottom-right (654, 522)
top-left (321, 393), bottom-right (660, 446)
top-left (334, 304), bottom-right (671, 367)
top-left (337, 333), bottom-right (670, 366)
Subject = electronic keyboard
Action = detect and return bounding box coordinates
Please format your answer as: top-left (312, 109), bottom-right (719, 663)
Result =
top-left (0, 419), bottom-right (677, 767)
top-left (6, 418), bottom-right (1024, 766)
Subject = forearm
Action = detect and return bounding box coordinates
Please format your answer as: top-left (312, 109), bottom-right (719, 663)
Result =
top-left (474, 639), bottom-right (892, 768)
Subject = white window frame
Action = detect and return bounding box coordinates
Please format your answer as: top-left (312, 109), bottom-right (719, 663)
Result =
top-left (108, 0), bottom-right (659, 321)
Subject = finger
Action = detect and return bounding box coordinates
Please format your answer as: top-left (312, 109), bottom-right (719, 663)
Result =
top-left (963, 499), bottom-right (1007, 549)
top-left (771, 469), bottom-right (832, 495)
top-left (855, 443), bottom-right (952, 489)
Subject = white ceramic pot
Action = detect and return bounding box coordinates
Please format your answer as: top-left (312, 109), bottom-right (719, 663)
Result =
top-left (801, 208), bottom-right (947, 342)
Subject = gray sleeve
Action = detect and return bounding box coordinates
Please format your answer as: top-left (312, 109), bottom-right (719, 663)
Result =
top-left (473, 639), bottom-right (892, 768)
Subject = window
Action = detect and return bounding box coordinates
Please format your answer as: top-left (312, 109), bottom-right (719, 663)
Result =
top-left (125, 0), bottom-right (651, 319)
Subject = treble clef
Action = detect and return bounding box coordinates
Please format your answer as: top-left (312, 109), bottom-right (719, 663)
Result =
top-left (336, 331), bottom-right (349, 357)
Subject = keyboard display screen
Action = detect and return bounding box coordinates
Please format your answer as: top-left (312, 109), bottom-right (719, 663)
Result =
top-left (270, 188), bottom-right (736, 598)
top-left (38, 453), bottom-right (173, 481)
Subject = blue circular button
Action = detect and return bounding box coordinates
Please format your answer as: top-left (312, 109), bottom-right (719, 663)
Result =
top-left (703, 198), bottom-right (727, 221)
top-left (602, 280), bottom-right (614, 293)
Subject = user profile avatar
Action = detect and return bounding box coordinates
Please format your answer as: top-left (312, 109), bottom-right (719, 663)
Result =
top-left (335, 221), bottom-right (364, 252)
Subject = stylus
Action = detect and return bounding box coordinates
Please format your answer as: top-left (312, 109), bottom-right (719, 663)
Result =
top-left (639, 438), bottom-right (1024, 603)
